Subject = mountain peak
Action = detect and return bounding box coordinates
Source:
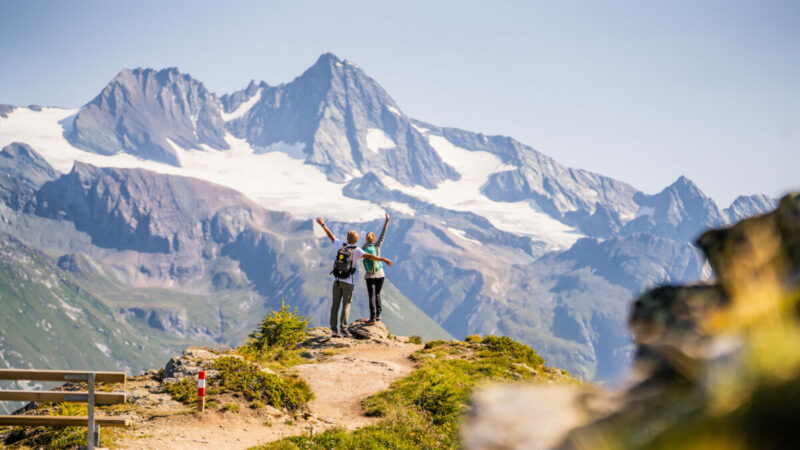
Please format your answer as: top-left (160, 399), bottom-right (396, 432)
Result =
top-left (626, 175), bottom-right (727, 241)
top-left (316, 52), bottom-right (343, 65)
top-left (299, 52), bottom-right (358, 83)
top-left (668, 175), bottom-right (703, 197)
top-left (69, 66), bottom-right (228, 166)
top-left (725, 194), bottom-right (777, 222)
top-left (225, 53), bottom-right (458, 188)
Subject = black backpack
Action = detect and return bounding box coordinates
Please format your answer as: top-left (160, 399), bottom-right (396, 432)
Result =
top-left (331, 244), bottom-right (357, 279)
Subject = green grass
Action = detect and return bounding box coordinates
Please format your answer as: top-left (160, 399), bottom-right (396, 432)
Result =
top-left (162, 356), bottom-right (313, 413)
top-left (0, 402), bottom-right (124, 448)
top-left (211, 357), bottom-right (312, 412)
top-left (221, 403), bottom-right (240, 413)
top-left (253, 335), bottom-right (574, 449)
top-left (160, 306), bottom-right (315, 413)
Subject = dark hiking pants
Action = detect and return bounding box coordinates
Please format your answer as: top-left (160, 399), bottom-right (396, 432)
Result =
top-left (366, 277), bottom-right (384, 320)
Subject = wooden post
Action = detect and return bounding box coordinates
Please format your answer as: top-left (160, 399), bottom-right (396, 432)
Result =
top-left (87, 371), bottom-right (97, 450)
top-left (197, 370), bottom-right (206, 413)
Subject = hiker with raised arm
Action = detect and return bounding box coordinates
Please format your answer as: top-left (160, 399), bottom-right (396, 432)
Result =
top-left (362, 213), bottom-right (390, 324)
top-left (316, 217), bottom-right (393, 338)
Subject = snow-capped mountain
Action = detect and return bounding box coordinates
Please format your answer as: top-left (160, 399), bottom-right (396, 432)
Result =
top-left (69, 67), bottom-right (228, 165)
top-left (725, 194), bottom-right (777, 222)
top-left (0, 53), bottom-right (783, 380)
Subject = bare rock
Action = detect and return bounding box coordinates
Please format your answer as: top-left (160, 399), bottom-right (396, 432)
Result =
top-left (162, 347), bottom-right (231, 381)
top-left (348, 320), bottom-right (390, 341)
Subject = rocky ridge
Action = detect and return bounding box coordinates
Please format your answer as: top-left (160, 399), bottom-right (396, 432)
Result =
top-left (463, 193), bottom-right (800, 449)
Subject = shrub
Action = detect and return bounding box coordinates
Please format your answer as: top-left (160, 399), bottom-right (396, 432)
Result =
top-left (247, 301), bottom-right (310, 353)
top-left (163, 378), bottom-right (201, 404)
top-left (464, 334), bottom-right (482, 343)
top-left (481, 335), bottom-right (545, 367)
top-left (211, 356), bottom-right (312, 412)
top-left (416, 375), bottom-right (462, 425)
top-left (409, 335), bottom-right (422, 345)
top-left (221, 403), bottom-right (240, 413)
top-left (423, 339), bottom-right (447, 349)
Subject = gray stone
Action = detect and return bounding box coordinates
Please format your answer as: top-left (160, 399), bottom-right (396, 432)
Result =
top-left (347, 320), bottom-right (390, 341)
top-left (224, 53), bottom-right (458, 188)
top-left (162, 347), bottom-right (229, 381)
top-left (68, 67), bottom-right (228, 166)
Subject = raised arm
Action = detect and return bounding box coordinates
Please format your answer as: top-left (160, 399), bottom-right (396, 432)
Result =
top-left (376, 213), bottom-right (389, 248)
top-left (362, 253), bottom-right (393, 266)
top-left (315, 217), bottom-right (336, 243)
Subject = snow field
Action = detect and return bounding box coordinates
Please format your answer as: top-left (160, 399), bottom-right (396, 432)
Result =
top-left (0, 107), bottom-right (383, 222)
top-left (0, 107), bottom-right (583, 249)
top-left (220, 88), bottom-right (263, 121)
top-left (380, 132), bottom-right (584, 250)
top-left (365, 128), bottom-right (396, 153)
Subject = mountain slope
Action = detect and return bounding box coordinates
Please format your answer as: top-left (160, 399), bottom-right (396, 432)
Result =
top-left (0, 53), bottom-right (783, 381)
top-left (724, 194), bottom-right (777, 222)
top-left (621, 176), bottom-right (729, 242)
top-left (424, 125), bottom-right (640, 237)
top-left (0, 142), bottom-right (58, 211)
top-left (69, 68), bottom-right (229, 165)
top-left (225, 53), bottom-right (458, 187)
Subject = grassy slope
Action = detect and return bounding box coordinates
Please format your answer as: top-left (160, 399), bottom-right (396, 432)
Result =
top-left (0, 230), bottom-right (451, 392)
top-left (255, 336), bottom-right (576, 449)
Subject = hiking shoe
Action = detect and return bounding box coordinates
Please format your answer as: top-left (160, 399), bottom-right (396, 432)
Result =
top-left (332, 330), bottom-right (341, 338)
top-left (375, 316), bottom-right (382, 322)
top-left (364, 319), bottom-right (376, 326)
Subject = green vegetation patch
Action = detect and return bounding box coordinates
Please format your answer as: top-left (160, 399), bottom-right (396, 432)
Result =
top-left (211, 357), bottom-right (312, 412)
top-left (480, 335), bottom-right (545, 367)
top-left (246, 301), bottom-right (309, 352)
top-left (255, 335), bottom-right (573, 449)
top-left (163, 356), bottom-right (312, 413)
top-left (1, 402), bottom-right (123, 448)
top-left (239, 301), bottom-right (311, 369)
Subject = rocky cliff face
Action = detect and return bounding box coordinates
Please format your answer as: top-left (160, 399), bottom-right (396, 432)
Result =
top-left (464, 194), bottom-right (800, 449)
top-left (725, 193), bottom-right (777, 222)
top-left (622, 176), bottom-right (729, 242)
top-left (69, 68), bottom-right (229, 165)
top-left (0, 142), bottom-right (58, 210)
top-left (428, 125), bottom-right (640, 238)
top-left (225, 53), bottom-right (459, 187)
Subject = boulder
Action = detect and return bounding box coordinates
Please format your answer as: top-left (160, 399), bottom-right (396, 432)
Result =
top-left (162, 347), bottom-right (228, 381)
top-left (348, 320), bottom-right (391, 341)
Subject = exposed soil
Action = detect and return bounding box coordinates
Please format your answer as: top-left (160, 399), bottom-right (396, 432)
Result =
top-left (114, 340), bottom-right (421, 449)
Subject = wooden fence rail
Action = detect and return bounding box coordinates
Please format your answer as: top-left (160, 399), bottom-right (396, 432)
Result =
top-left (0, 369), bottom-right (129, 449)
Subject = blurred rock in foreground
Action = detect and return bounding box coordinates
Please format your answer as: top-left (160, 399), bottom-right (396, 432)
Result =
top-left (464, 193), bottom-right (800, 450)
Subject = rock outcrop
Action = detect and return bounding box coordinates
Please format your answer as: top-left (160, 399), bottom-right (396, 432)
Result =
top-left (464, 193), bottom-right (800, 449)
top-left (69, 67), bottom-right (229, 166)
top-left (225, 53), bottom-right (459, 187)
top-left (0, 142), bottom-right (58, 210)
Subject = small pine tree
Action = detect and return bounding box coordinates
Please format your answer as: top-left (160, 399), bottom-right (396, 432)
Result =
top-left (247, 300), bottom-right (310, 352)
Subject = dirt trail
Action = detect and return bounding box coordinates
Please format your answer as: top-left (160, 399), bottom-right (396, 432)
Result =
top-left (291, 344), bottom-right (420, 429)
top-left (115, 342), bottom-right (421, 449)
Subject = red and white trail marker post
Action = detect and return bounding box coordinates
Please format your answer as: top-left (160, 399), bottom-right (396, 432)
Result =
top-left (197, 370), bottom-right (206, 413)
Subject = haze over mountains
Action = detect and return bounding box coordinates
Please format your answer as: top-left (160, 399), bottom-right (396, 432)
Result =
top-left (0, 53), bottom-right (778, 382)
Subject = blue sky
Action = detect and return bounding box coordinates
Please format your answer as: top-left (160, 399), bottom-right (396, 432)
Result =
top-left (1, 0), bottom-right (798, 205)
